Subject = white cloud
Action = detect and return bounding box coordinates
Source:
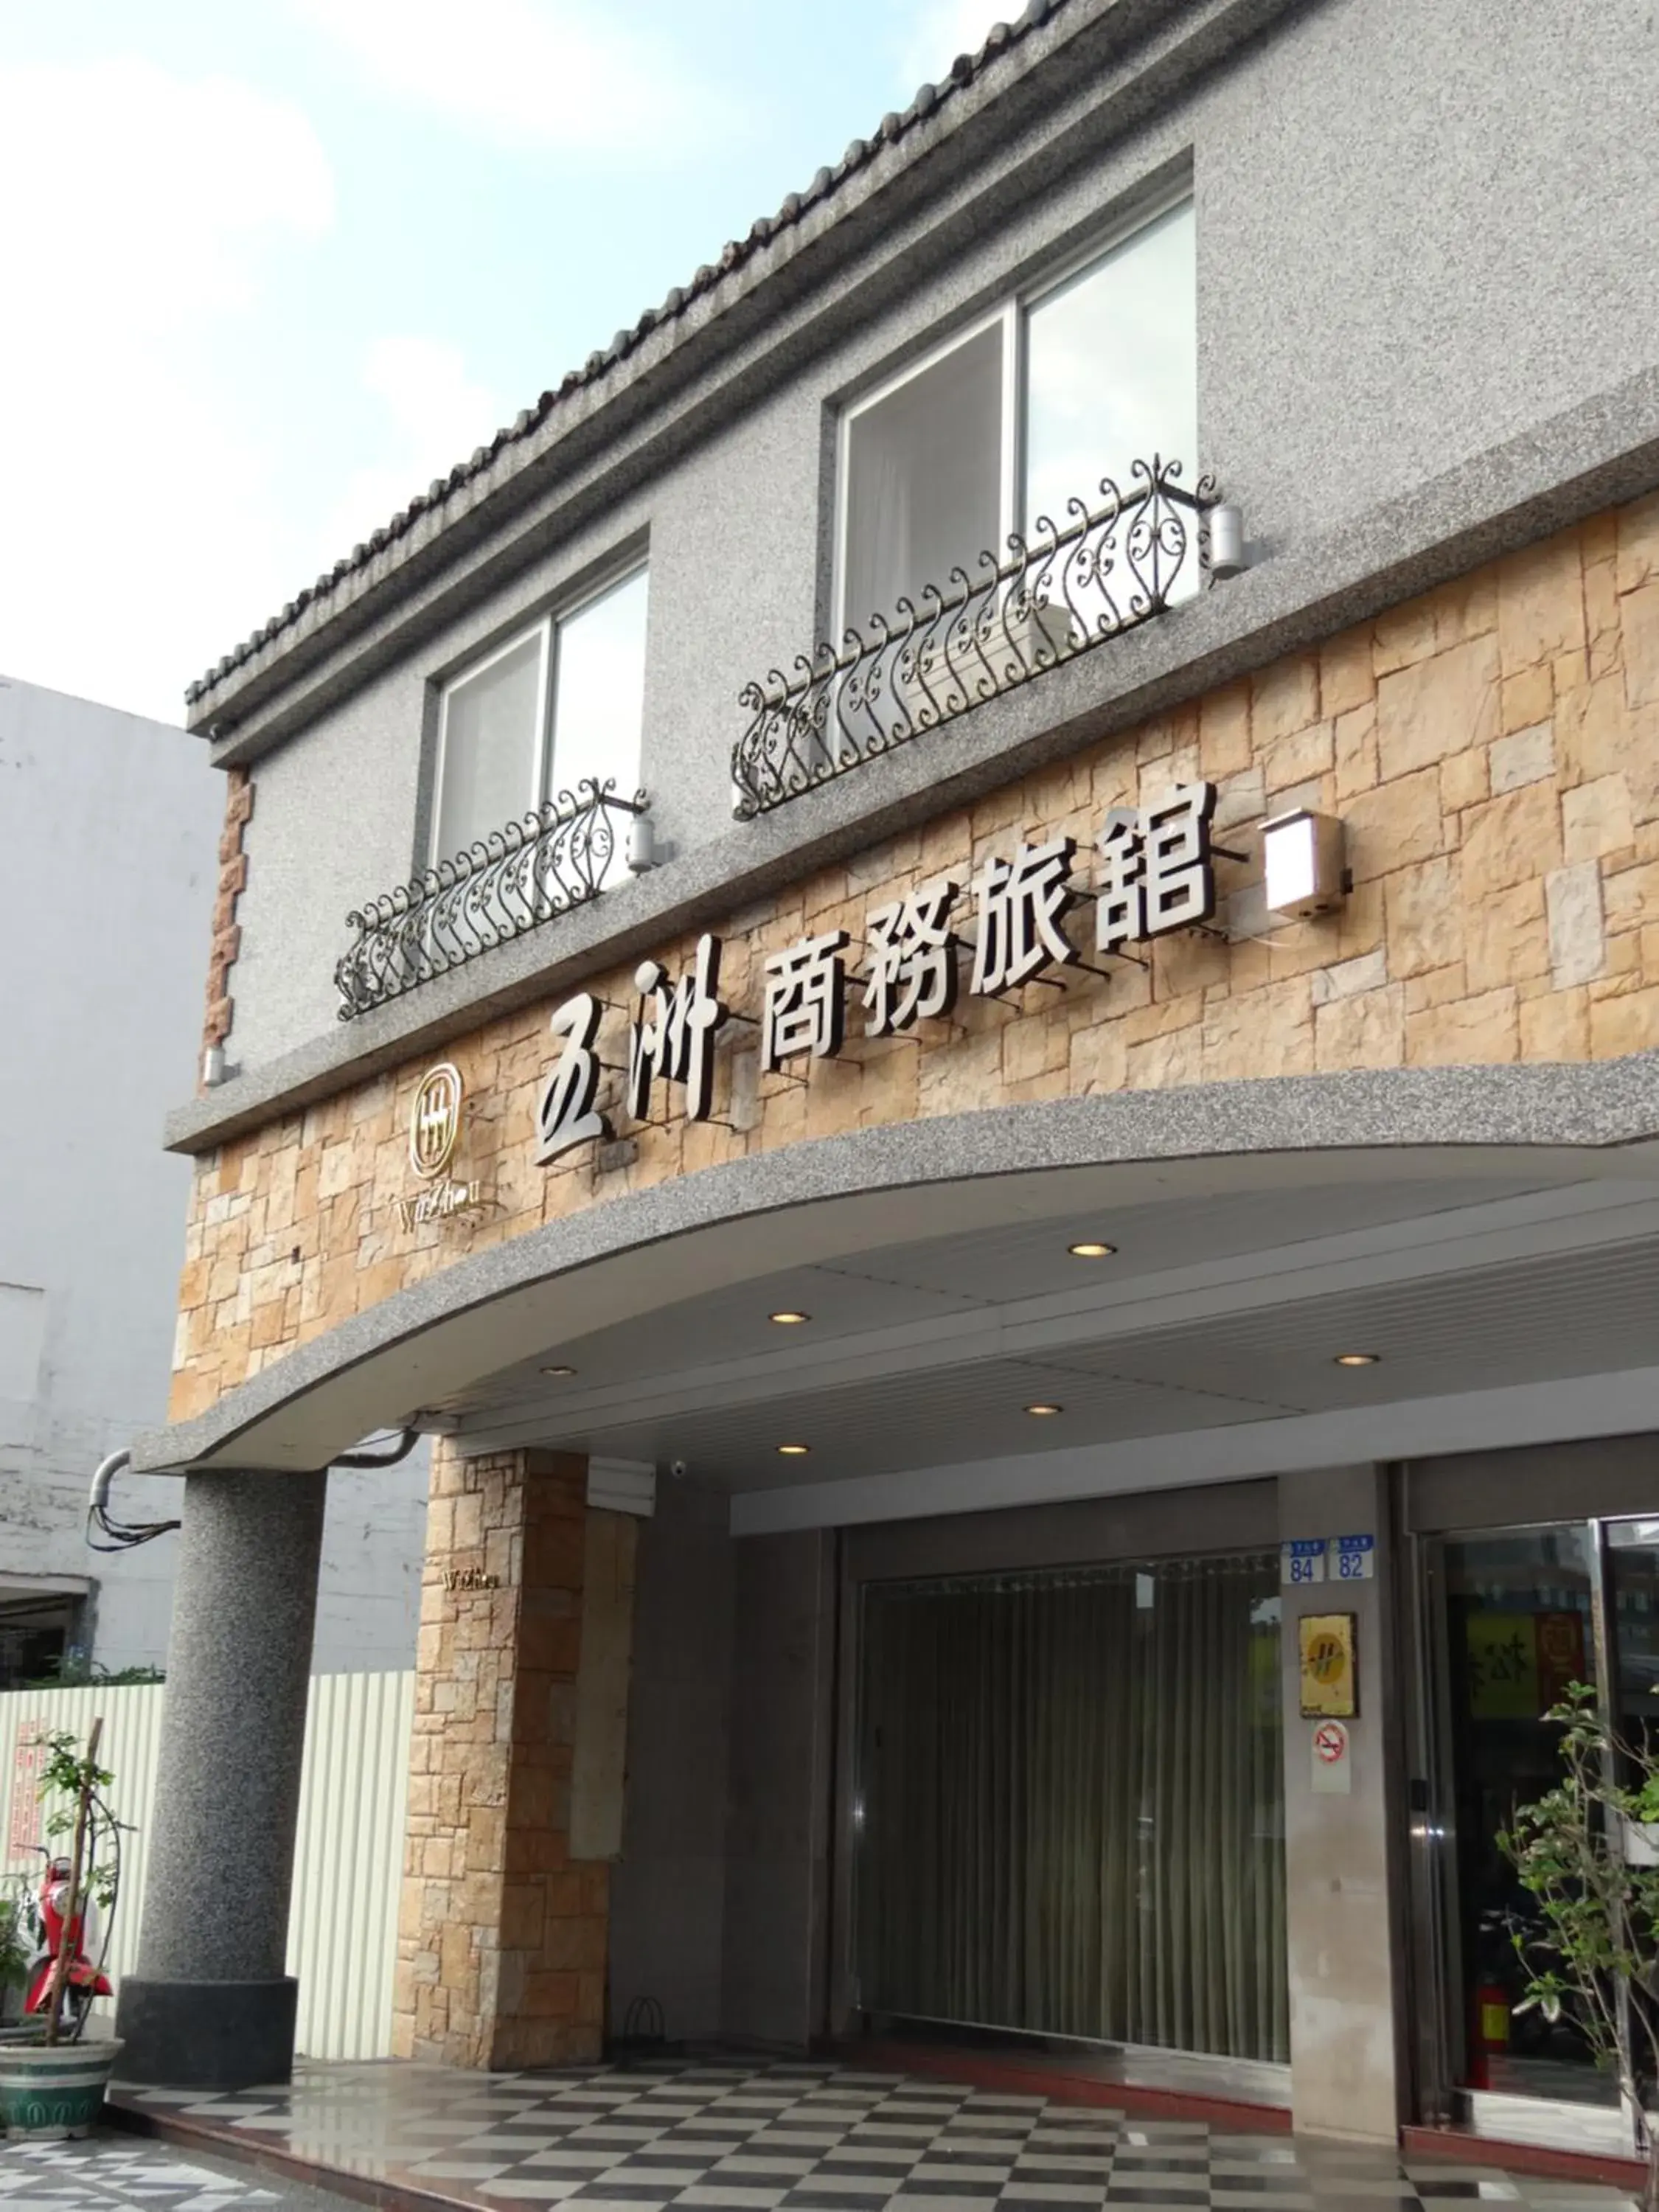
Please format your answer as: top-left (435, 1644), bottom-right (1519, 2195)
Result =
top-left (896, 0), bottom-right (1011, 96)
top-left (314, 337), bottom-right (506, 573)
top-left (0, 59), bottom-right (335, 720)
top-left (294, 0), bottom-right (720, 159)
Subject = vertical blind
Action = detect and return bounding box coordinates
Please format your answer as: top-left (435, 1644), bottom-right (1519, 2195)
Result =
top-left (855, 1550), bottom-right (1287, 2063)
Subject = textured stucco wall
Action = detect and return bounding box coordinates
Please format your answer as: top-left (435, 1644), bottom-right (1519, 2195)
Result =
top-left (220, 0), bottom-right (1659, 1073)
top-left (168, 498), bottom-right (1659, 1424)
top-left (226, 503), bottom-right (657, 1071)
top-left (0, 672), bottom-right (428, 1676)
top-left (0, 675), bottom-right (215, 1669)
top-left (1197, 0), bottom-right (1659, 541)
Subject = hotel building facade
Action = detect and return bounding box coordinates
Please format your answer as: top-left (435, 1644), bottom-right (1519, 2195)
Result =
top-left (114, 0), bottom-right (1659, 2160)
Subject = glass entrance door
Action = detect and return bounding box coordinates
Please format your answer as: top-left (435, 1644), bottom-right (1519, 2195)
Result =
top-left (1427, 1525), bottom-right (1604, 2107)
top-left (1419, 1514), bottom-right (1659, 2135)
top-left (852, 1548), bottom-right (1287, 2065)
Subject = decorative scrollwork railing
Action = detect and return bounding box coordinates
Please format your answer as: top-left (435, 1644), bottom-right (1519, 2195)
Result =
top-left (731, 456), bottom-right (1217, 818)
top-left (335, 780), bottom-right (649, 1020)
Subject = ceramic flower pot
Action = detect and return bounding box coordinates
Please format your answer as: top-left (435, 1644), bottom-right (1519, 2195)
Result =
top-left (0, 2036), bottom-right (122, 2140)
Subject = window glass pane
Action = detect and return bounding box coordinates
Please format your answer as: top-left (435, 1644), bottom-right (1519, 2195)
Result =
top-left (434, 628), bottom-right (543, 861)
top-left (1024, 198), bottom-right (1197, 529)
top-left (844, 324), bottom-right (1003, 628)
top-left (1437, 1526), bottom-right (1608, 2104)
top-left (549, 567), bottom-right (649, 804)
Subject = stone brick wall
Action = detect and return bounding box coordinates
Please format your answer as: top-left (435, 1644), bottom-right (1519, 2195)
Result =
top-left (171, 493), bottom-right (1659, 1419)
top-left (394, 1441), bottom-right (610, 2068)
top-left (201, 765), bottom-right (254, 1076)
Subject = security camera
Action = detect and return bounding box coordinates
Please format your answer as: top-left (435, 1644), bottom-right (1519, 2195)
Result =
top-left (669, 1458), bottom-right (689, 1481)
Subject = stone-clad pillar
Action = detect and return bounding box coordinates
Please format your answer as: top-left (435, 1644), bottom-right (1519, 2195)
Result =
top-left (116, 1469), bottom-right (327, 2087)
top-left (393, 1444), bottom-right (620, 2068)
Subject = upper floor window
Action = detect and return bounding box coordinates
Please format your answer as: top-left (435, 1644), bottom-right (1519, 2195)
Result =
top-left (838, 195), bottom-right (1196, 632)
top-left (431, 563), bottom-right (649, 864)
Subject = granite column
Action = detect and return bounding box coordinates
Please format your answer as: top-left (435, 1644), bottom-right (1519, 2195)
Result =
top-left (115, 1468), bottom-right (327, 2086)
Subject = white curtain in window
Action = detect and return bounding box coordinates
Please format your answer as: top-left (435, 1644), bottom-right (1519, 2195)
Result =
top-left (434, 628), bottom-right (543, 863)
top-left (1024, 198), bottom-right (1197, 531)
top-left (844, 323), bottom-right (1004, 630)
top-left (855, 1550), bottom-right (1287, 2065)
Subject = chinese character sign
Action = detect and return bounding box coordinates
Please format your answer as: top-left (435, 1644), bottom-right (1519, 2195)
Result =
top-left (534, 992), bottom-right (611, 1165)
top-left (532, 785), bottom-right (1219, 1161)
top-left (970, 838), bottom-right (1077, 996)
top-left (763, 930), bottom-right (848, 1069)
top-left (7, 1727), bottom-right (46, 1861)
top-left (629, 933), bottom-right (727, 1123)
top-left (535, 933), bottom-right (729, 1162)
top-left (1097, 783), bottom-right (1217, 953)
top-left (864, 879), bottom-right (960, 1037)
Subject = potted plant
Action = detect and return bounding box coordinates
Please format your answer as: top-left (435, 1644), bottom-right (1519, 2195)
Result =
top-left (0, 1721), bottom-right (125, 2140)
top-left (1500, 1683), bottom-right (1659, 2211)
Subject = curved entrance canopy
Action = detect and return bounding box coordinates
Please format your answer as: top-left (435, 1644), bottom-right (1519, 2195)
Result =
top-left (133, 1069), bottom-right (1659, 1506)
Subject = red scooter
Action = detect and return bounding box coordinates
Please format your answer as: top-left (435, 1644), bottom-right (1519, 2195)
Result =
top-left (21, 1846), bottom-right (113, 2028)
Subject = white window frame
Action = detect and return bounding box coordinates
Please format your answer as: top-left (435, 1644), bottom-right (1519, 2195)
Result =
top-left (833, 183), bottom-right (1194, 637)
top-left (428, 560), bottom-right (647, 866)
top-left (833, 309), bottom-right (1017, 644)
top-left (429, 619), bottom-right (552, 866)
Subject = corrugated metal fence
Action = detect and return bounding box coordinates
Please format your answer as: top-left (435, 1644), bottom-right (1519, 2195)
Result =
top-left (0, 1671), bottom-right (413, 2059)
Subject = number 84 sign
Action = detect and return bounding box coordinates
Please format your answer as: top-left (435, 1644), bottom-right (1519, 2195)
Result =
top-left (1280, 1534), bottom-right (1376, 1586)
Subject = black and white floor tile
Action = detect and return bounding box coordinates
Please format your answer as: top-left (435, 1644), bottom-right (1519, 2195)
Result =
top-left (0, 2138), bottom-right (286, 2212)
top-left (110, 2062), bottom-right (1641, 2212)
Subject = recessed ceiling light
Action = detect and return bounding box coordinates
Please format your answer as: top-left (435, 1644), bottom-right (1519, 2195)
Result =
top-left (1068, 1241), bottom-right (1116, 1259)
top-left (769, 1310), bottom-right (810, 1325)
top-left (1025, 1402), bottom-right (1063, 1417)
top-left (1334, 1352), bottom-right (1380, 1368)
top-left (540, 1363), bottom-right (577, 1377)
top-left (777, 1442), bottom-right (811, 1456)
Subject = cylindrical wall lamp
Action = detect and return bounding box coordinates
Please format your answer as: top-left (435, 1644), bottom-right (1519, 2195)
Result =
top-left (1208, 503), bottom-right (1246, 578)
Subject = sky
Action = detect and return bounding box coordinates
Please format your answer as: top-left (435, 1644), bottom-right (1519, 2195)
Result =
top-left (0, 0), bottom-right (1006, 723)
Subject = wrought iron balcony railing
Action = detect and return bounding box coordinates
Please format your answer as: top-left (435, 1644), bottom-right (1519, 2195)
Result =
top-left (731, 456), bottom-right (1218, 819)
top-left (335, 779), bottom-right (650, 1020)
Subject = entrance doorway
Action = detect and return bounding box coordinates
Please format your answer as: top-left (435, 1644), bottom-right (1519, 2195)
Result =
top-left (852, 1548), bottom-right (1287, 2070)
top-left (1417, 1516), bottom-right (1659, 2146)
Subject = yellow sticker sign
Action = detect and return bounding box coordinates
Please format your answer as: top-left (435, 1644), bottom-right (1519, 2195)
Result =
top-left (1298, 1611), bottom-right (1357, 1718)
top-left (1464, 1613), bottom-right (1538, 1720)
top-left (1464, 1610), bottom-right (1586, 1720)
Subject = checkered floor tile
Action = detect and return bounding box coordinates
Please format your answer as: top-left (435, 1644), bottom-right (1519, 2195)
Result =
top-left (108, 2061), bottom-right (1641, 2212)
top-left (0, 2138), bottom-right (291, 2212)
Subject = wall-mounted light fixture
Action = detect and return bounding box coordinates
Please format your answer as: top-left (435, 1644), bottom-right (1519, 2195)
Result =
top-left (1262, 808), bottom-right (1349, 918)
top-left (1208, 504), bottom-right (1246, 578)
top-left (201, 1043), bottom-right (227, 1088)
top-left (627, 813), bottom-right (656, 873)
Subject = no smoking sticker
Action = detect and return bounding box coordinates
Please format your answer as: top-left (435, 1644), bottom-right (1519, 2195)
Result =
top-left (1312, 1717), bottom-right (1351, 1795)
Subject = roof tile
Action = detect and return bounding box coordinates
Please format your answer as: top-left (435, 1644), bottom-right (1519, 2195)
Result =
top-left (186, 0), bottom-right (1073, 707)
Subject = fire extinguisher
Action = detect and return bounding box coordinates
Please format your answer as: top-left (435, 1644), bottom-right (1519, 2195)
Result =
top-left (1470, 1978), bottom-right (1511, 2087)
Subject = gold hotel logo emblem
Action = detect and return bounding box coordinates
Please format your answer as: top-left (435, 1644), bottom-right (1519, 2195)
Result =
top-left (409, 1062), bottom-right (465, 1180)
